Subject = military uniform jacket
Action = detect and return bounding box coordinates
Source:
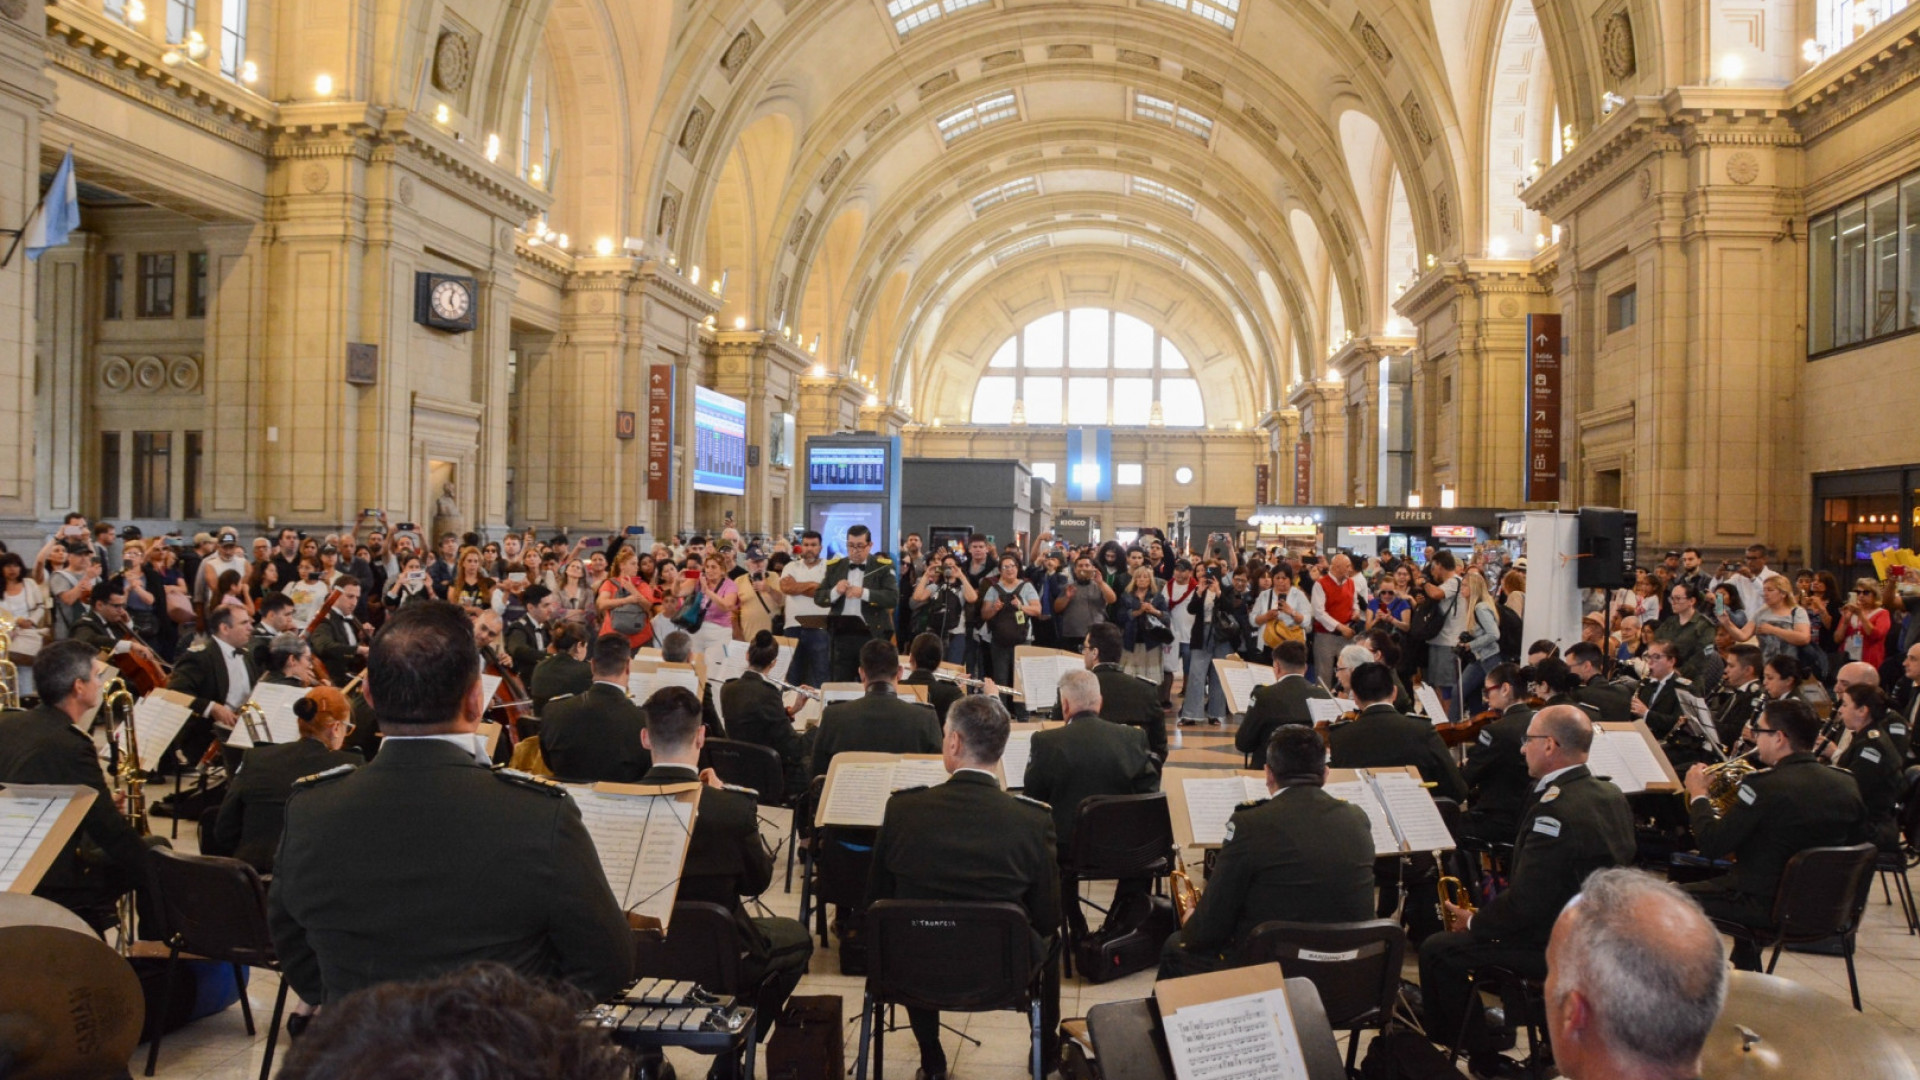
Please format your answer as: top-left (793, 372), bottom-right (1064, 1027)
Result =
top-left (1709, 681), bottom-right (1767, 751)
top-left (1471, 766), bottom-right (1635, 947)
top-left (1655, 614), bottom-right (1716, 684)
top-left (809, 685), bottom-right (942, 780)
top-left (168, 637), bottom-right (259, 718)
top-left (529, 653), bottom-right (592, 715)
top-left (1688, 752), bottom-right (1868, 904)
top-left (267, 737), bottom-right (632, 1004)
top-left (1093, 662), bottom-right (1167, 762)
top-left (867, 769), bottom-right (1059, 955)
top-left (0, 705), bottom-right (150, 899)
top-left (1235, 674), bottom-right (1333, 756)
top-left (502, 615), bottom-right (549, 681)
top-left (1326, 704), bottom-right (1469, 802)
top-left (539, 682), bottom-right (651, 783)
top-left (639, 764), bottom-right (775, 955)
top-left (1837, 728), bottom-right (1903, 851)
top-left (69, 610), bottom-right (132, 654)
top-left (1574, 676), bottom-right (1634, 725)
top-left (308, 610), bottom-right (363, 679)
top-left (209, 737), bottom-right (362, 872)
top-left (719, 670), bottom-right (808, 797)
top-left (1022, 711), bottom-right (1158, 844)
top-left (1634, 675), bottom-right (1691, 740)
top-left (811, 557), bottom-right (900, 640)
top-left (1181, 784), bottom-right (1375, 955)
top-left (1461, 704), bottom-right (1535, 827)
top-left (901, 669), bottom-right (962, 722)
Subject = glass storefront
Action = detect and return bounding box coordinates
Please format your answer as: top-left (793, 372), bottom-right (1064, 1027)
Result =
top-left (1813, 467), bottom-right (1920, 579)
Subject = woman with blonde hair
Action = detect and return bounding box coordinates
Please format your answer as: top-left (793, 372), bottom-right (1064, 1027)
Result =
top-left (1841, 576), bottom-right (1891, 668)
top-left (1118, 566), bottom-right (1170, 684)
top-left (596, 546), bottom-right (658, 649)
top-left (1721, 574), bottom-right (1811, 664)
top-left (1457, 568), bottom-right (1504, 713)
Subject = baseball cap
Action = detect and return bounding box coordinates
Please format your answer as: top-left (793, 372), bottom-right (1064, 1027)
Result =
top-left (119, 525), bottom-right (144, 541)
top-left (218, 530), bottom-right (240, 546)
top-left (192, 531), bottom-right (215, 546)
top-left (745, 547), bottom-right (767, 562)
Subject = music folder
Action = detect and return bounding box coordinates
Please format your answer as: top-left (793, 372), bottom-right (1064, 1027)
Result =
top-left (1165, 765), bottom-right (1451, 856)
top-left (566, 781), bottom-right (702, 932)
top-left (814, 752), bottom-right (962, 829)
top-left (1013, 646), bottom-right (1081, 713)
top-left (1153, 963), bottom-right (1310, 1080)
top-left (0, 784), bottom-right (98, 894)
top-left (1211, 658), bottom-right (1277, 716)
top-left (1587, 721), bottom-right (1682, 793)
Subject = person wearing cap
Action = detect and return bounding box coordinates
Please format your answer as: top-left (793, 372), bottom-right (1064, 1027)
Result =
top-left (736, 547), bottom-right (781, 642)
top-left (208, 685), bottom-right (364, 873)
top-left (198, 528), bottom-right (250, 609)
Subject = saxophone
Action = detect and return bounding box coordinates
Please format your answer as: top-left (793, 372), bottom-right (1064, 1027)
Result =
top-left (1170, 851), bottom-right (1202, 925)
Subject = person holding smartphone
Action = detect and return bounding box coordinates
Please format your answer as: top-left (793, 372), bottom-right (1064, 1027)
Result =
top-left (385, 555), bottom-right (435, 609)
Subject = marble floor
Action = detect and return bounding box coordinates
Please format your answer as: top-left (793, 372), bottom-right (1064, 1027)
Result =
top-left (131, 715), bottom-right (1920, 1078)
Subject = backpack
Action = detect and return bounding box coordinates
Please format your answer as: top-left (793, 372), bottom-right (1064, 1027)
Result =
top-left (1496, 600), bottom-right (1524, 663)
top-left (1358, 1028), bottom-right (1469, 1079)
top-left (1407, 585), bottom-right (1458, 648)
top-left (915, 585), bottom-right (964, 637)
top-left (987, 583), bottom-right (1030, 647)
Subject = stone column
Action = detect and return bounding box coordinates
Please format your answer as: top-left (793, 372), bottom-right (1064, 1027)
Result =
top-left (710, 329), bottom-right (806, 537)
top-left (1287, 381), bottom-right (1345, 505)
top-left (199, 222), bottom-right (266, 522)
top-left (552, 258), bottom-right (636, 532)
top-left (33, 239), bottom-right (94, 523)
top-left (0, 5), bottom-right (52, 534)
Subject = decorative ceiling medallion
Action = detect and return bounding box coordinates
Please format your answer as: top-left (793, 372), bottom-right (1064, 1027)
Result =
top-left (1499, 297), bottom-right (1521, 318)
top-left (167, 355), bottom-right (201, 391)
top-left (1181, 69), bottom-right (1223, 95)
top-left (1726, 151), bottom-right (1760, 185)
top-left (981, 50), bottom-right (1022, 70)
top-left (398, 175), bottom-right (417, 206)
top-left (863, 107), bottom-right (899, 139)
top-left (1433, 184), bottom-right (1454, 239)
top-left (1243, 105), bottom-right (1278, 140)
top-left (1293, 151), bottom-right (1323, 192)
top-left (133, 356), bottom-right (167, 391)
top-left (1602, 12), bottom-right (1636, 80)
top-left (100, 356), bottom-right (133, 391)
top-left (819, 152), bottom-right (849, 191)
top-left (301, 163), bottom-right (329, 193)
top-left (678, 104), bottom-right (711, 156)
top-left (787, 210), bottom-right (812, 250)
top-left (432, 30), bottom-right (472, 93)
top-left (720, 27), bottom-right (758, 78)
top-left (657, 187), bottom-right (681, 242)
top-left (1402, 93), bottom-right (1435, 151)
top-left (917, 71), bottom-right (959, 98)
top-left (1352, 13), bottom-right (1393, 67)
top-left (1637, 168), bottom-right (1652, 199)
top-left (1116, 49), bottom-right (1159, 68)
top-left (1046, 44), bottom-right (1093, 59)
top-left (0, 0), bottom-right (28, 22)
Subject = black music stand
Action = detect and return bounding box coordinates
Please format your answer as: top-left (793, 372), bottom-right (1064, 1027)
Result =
top-left (1083, 977), bottom-right (1348, 1080)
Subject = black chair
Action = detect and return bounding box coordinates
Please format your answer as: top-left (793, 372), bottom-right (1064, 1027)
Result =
top-left (632, 902), bottom-right (777, 1080)
top-left (142, 848), bottom-right (288, 1080)
top-left (701, 738), bottom-right (788, 808)
top-left (1058, 792), bottom-right (1175, 977)
top-left (1449, 965), bottom-right (1549, 1077)
top-left (1237, 919), bottom-right (1407, 1074)
top-left (855, 900), bottom-right (1050, 1080)
top-left (1875, 768), bottom-right (1920, 935)
top-left (811, 825), bottom-right (879, 951)
top-left (1710, 842), bottom-right (1878, 1010)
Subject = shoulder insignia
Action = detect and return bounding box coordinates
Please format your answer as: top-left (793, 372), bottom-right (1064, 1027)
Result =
top-left (292, 764), bottom-right (355, 789)
top-left (1223, 818), bottom-right (1237, 843)
top-left (493, 768), bottom-right (568, 796)
top-left (1532, 816), bottom-right (1562, 837)
top-left (1890, 723), bottom-right (1909, 738)
top-left (827, 557), bottom-right (845, 566)
top-left (874, 555), bottom-right (893, 566)
top-left (1861, 747), bottom-right (1883, 764)
top-left (187, 640), bottom-right (208, 653)
top-left (893, 784), bottom-right (932, 795)
top-left (1235, 797), bottom-right (1269, 812)
top-left (1540, 785), bottom-right (1561, 803)
top-left (1477, 731), bottom-right (1494, 746)
top-left (1014, 793), bottom-right (1051, 812)
top-left (1737, 784), bottom-right (1758, 806)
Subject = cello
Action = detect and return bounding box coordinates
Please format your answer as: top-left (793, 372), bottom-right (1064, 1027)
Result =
top-left (482, 646), bottom-right (536, 749)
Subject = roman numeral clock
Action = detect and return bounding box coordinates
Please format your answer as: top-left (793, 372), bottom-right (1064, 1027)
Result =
top-left (414, 272), bottom-right (479, 331)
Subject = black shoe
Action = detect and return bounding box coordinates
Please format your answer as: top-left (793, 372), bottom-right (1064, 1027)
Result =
top-left (285, 1013), bottom-right (311, 1040)
top-left (1178, 717), bottom-right (1198, 726)
top-left (1207, 717), bottom-right (1223, 726)
top-left (1467, 1052), bottom-right (1530, 1079)
top-left (915, 1067), bottom-right (948, 1080)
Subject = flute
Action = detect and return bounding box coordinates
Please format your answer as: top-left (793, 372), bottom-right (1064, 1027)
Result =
top-left (930, 669), bottom-right (1026, 699)
top-left (764, 676), bottom-right (824, 702)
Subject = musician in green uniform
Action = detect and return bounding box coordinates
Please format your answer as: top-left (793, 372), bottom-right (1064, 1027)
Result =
top-left (808, 639), bottom-right (941, 780)
top-left (719, 630), bottom-right (810, 799)
top-left (539, 633), bottom-right (651, 782)
top-left (899, 632), bottom-right (962, 723)
top-left (1826, 683), bottom-right (1903, 853)
top-left (1326, 662), bottom-right (1468, 801)
top-left (1459, 663), bottom-right (1535, 844)
top-left (1680, 697), bottom-right (1868, 969)
top-left (1629, 640), bottom-right (1692, 740)
top-left (1566, 643), bottom-right (1633, 725)
top-left (267, 601), bottom-right (631, 1004)
top-left (1160, 725), bottom-right (1375, 977)
top-left (207, 685), bottom-right (362, 872)
top-left (1084, 622), bottom-right (1167, 762)
top-left (1420, 704), bottom-right (1636, 1073)
top-left (867, 695), bottom-right (1059, 1080)
top-left (1233, 639), bottom-right (1332, 762)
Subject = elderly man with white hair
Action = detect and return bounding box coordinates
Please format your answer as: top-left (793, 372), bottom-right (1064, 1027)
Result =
top-left (1023, 667), bottom-right (1160, 847)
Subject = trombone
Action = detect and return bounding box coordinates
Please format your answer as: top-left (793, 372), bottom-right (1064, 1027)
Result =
top-left (104, 680), bottom-right (146, 836)
top-left (931, 668), bottom-right (1026, 699)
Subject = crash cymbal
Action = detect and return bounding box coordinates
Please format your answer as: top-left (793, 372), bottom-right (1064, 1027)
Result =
top-left (0, 925), bottom-right (144, 1080)
top-left (1701, 971), bottom-right (1918, 1080)
top-left (0, 893), bottom-right (97, 937)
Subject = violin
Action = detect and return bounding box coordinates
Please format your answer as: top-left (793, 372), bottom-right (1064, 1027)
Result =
top-left (1437, 708), bottom-right (1500, 748)
top-left (483, 648), bottom-right (536, 749)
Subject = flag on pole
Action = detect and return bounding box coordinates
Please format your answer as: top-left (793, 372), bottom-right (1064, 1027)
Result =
top-left (25, 150), bottom-right (80, 261)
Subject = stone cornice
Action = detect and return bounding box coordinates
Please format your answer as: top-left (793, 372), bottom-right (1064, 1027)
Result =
top-left (1520, 101), bottom-right (1673, 219)
top-left (709, 330), bottom-right (816, 374)
top-left (379, 112), bottom-right (547, 221)
top-left (1285, 379), bottom-right (1343, 411)
top-left (1328, 335), bottom-right (1414, 380)
top-left (634, 260), bottom-right (724, 317)
top-left (514, 238), bottom-right (574, 282)
top-left (1788, 20), bottom-right (1920, 141)
top-left (45, 9), bottom-right (276, 155)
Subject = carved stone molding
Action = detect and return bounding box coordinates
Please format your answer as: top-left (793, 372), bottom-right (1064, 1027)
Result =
top-left (431, 30), bottom-right (472, 94)
top-left (1602, 11), bottom-right (1636, 80)
top-left (99, 354), bottom-right (202, 393)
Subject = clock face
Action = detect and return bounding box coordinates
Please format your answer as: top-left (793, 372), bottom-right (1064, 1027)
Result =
top-left (431, 279), bottom-right (472, 321)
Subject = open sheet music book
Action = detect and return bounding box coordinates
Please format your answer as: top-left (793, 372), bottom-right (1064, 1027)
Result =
top-left (227, 680), bottom-right (309, 748)
top-left (1168, 766), bottom-right (1452, 854)
top-left (1014, 647), bottom-right (1082, 713)
top-left (1155, 964), bottom-right (1309, 1080)
top-left (0, 784), bottom-right (97, 894)
top-left (1000, 722), bottom-right (1052, 789)
top-left (814, 753), bottom-right (956, 828)
top-left (627, 664), bottom-right (701, 707)
top-left (1585, 722), bottom-right (1681, 793)
top-left (131, 689), bottom-right (196, 774)
top-left (791, 682), bottom-right (927, 729)
top-left (1167, 771), bottom-right (1271, 847)
top-left (1304, 698), bottom-right (1355, 727)
top-left (1212, 659), bottom-right (1278, 716)
top-left (1675, 689), bottom-right (1724, 756)
top-left (566, 781), bottom-right (701, 929)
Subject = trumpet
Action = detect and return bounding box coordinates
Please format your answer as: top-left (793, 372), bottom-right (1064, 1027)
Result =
top-left (930, 669), bottom-right (1026, 699)
top-left (1702, 747), bottom-right (1763, 814)
top-left (1439, 875), bottom-right (1476, 932)
top-left (1170, 851), bottom-right (1202, 926)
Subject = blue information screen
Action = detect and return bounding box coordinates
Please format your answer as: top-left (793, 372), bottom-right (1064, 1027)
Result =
top-left (808, 445), bottom-right (888, 492)
top-left (692, 386), bottom-right (747, 495)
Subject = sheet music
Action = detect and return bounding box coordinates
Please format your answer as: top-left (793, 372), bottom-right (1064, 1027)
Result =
top-left (704, 642), bottom-right (749, 686)
top-left (0, 792), bottom-right (65, 892)
top-left (1163, 988), bottom-right (1309, 1080)
top-left (1183, 776), bottom-right (1269, 846)
top-left (1305, 698), bottom-right (1348, 727)
top-left (1018, 655), bottom-right (1077, 713)
top-left (1414, 683), bottom-right (1450, 725)
top-left (480, 674), bottom-right (502, 705)
top-left (1321, 779), bottom-right (1402, 856)
top-left (1003, 729), bottom-right (1036, 789)
top-left (1369, 770), bottom-right (1456, 851)
top-left (630, 667), bottom-right (700, 706)
top-left (1216, 662), bottom-right (1258, 715)
top-left (892, 758), bottom-right (951, 789)
top-left (1587, 728), bottom-right (1673, 793)
top-left (569, 788), bottom-right (695, 921)
top-left (1676, 689), bottom-right (1722, 753)
top-left (231, 681), bottom-right (307, 748)
top-left (817, 758), bottom-right (955, 827)
top-left (132, 692), bottom-right (194, 774)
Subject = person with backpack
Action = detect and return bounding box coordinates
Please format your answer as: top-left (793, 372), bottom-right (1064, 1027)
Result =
top-left (910, 552), bottom-right (975, 653)
top-left (978, 554), bottom-right (1040, 713)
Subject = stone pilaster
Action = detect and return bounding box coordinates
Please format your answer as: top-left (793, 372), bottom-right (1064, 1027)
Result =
top-left (0, 3), bottom-right (53, 532)
top-left (1286, 381), bottom-right (1345, 506)
top-left (710, 329), bottom-right (806, 537)
top-left (33, 238), bottom-right (95, 522)
top-left (633, 260), bottom-right (722, 536)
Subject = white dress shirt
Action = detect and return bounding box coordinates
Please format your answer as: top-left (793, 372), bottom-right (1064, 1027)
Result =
top-left (219, 638), bottom-right (253, 711)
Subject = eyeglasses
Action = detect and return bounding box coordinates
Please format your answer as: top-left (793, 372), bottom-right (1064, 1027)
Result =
top-left (1750, 724), bottom-right (1779, 736)
top-left (1854, 589), bottom-right (1875, 596)
top-left (1522, 733), bottom-right (1552, 743)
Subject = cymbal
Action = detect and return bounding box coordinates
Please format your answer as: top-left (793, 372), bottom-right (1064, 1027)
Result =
top-left (1702, 971), bottom-right (1918, 1080)
top-left (0, 925), bottom-right (145, 1080)
top-left (0, 893), bottom-right (97, 937)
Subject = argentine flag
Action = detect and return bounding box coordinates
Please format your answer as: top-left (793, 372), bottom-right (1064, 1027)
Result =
top-left (25, 150), bottom-right (79, 261)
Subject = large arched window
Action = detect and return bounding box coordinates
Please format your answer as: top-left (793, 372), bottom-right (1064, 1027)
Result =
top-left (970, 308), bottom-right (1205, 427)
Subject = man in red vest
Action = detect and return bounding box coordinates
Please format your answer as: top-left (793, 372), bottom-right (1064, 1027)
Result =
top-left (1311, 554), bottom-right (1370, 689)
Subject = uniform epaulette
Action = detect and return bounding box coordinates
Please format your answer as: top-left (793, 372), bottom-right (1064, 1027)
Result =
top-left (493, 767), bottom-right (568, 796)
top-left (187, 640), bottom-right (208, 652)
top-left (547, 692), bottom-right (576, 704)
top-left (1014, 793), bottom-right (1051, 812)
top-left (1234, 798), bottom-right (1269, 812)
top-left (893, 784), bottom-right (932, 795)
top-left (292, 764), bottom-right (355, 789)
top-left (718, 782), bottom-right (760, 798)
top-left (826, 556), bottom-right (845, 565)
top-left (874, 554), bottom-right (893, 565)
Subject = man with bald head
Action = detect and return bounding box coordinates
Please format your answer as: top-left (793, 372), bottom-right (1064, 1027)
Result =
top-left (1310, 553), bottom-right (1369, 689)
top-left (1546, 869), bottom-right (1726, 1080)
top-left (1420, 704), bottom-right (1636, 1073)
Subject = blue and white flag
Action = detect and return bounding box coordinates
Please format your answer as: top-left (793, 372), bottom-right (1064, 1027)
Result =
top-left (25, 150), bottom-right (80, 261)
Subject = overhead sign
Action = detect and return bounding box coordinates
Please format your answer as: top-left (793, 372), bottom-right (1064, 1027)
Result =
top-left (646, 364), bottom-right (673, 501)
top-left (1255, 463), bottom-right (1270, 505)
top-left (1525, 313), bottom-right (1562, 503)
top-left (1293, 436), bottom-right (1312, 505)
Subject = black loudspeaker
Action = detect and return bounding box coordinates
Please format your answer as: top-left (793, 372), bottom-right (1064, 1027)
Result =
top-left (1576, 507), bottom-right (1638, 589)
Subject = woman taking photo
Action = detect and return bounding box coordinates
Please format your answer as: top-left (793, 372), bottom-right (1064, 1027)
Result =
top-left (385, 554), bottom-right (435, 609)
top-left (979, 554), bottom-right (1041, 693)
top-left (1456, 569), bottom-right (1504, 714)
top-left (1721, 576), bottom-right (1811, 664)
top-left (685, 553), bottom-right (739, 651)
top-left (596, 547), bottom-right (658, 649)
top-left (1840, 577), bottom-right (1891, 669)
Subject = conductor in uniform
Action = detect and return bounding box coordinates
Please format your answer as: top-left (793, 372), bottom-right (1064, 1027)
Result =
top-left (1459, 663), bottom-right (1535, 844)
top-left (636, 686), bottom-right (814, 1061)
top-left (867, 695), bottom-right (1060, 1080)
top-left (1680, 697), bottom-right (1867, 969)
top-left (1419, 704), bottom-right (1636, 1073)
top-left (808, 639), bottom-right (942, 780)
top-left (267, 600), bottom-right (632, 1004)
top-left (538, 632), bottom-right (651, 782)
top-left (207, 685), bottom-right (362, 873)
top-left (1160, 725), bottom-right (1375, 977)
top-left (813, 524), bottom-right (899, 683)
top-left (1233, 639), bottom-right (1332, 764)
top-left (1084, 622), bottom-right (1167, 762)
